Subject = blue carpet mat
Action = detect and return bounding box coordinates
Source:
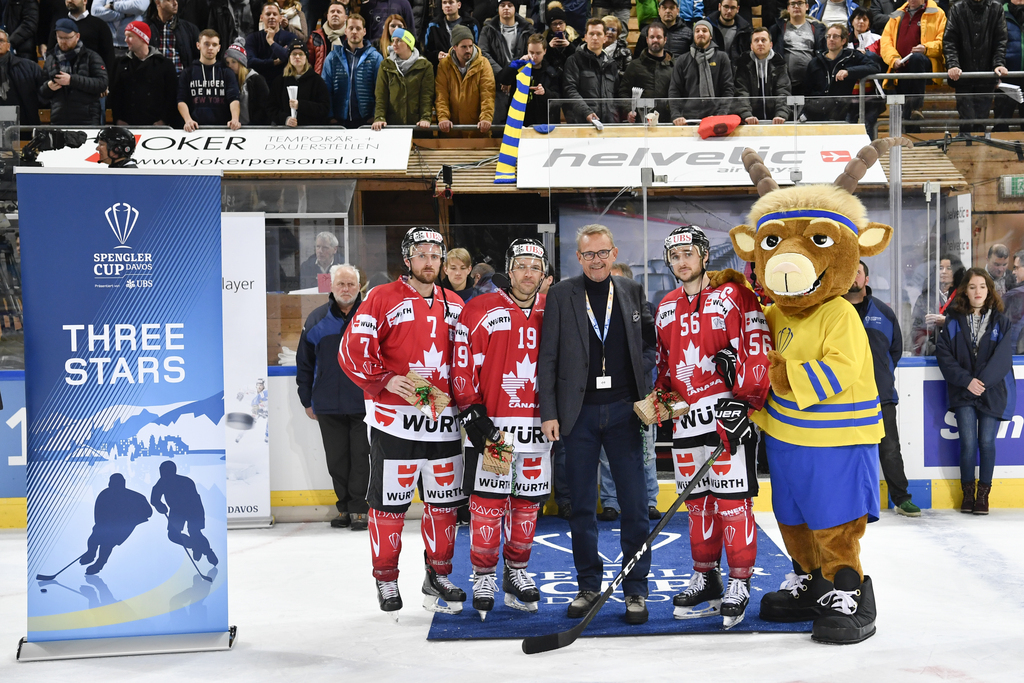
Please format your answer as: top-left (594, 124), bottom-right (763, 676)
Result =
top-left (427, 514), bottom-right (811, 640)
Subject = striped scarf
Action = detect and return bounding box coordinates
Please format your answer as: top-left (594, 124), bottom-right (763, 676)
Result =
top-left (494, 60), bottom-right (532, 184)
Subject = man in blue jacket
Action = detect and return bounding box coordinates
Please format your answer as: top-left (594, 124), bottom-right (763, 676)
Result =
top-left (322, 13), bottom-right (382, 127)
top-left (296, 264), bottom-right (371, 531)
top-left (844, 261), bottom-right (922, 517)
top-left (993, 0), bottom-right (1024, 130)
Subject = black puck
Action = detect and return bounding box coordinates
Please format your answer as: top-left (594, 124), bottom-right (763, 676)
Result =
top-left (40, 589), bottom-right (47, 593)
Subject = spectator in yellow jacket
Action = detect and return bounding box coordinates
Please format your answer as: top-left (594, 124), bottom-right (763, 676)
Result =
top-left (435, 23), bottom-right (494, 134)
top-left (879, 0), bottom-right (947, 121)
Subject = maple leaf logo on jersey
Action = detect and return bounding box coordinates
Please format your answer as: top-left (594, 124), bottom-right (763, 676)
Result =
top-left (502, 355), bottom-right (537, 402)
top-left (674, 341), bottom-right (716, 395)
top-left (408, 344), bottom-right (448, 380)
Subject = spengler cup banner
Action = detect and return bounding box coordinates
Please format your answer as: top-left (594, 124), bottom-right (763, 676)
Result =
top-left (17, 169), bottom-right (228, 647)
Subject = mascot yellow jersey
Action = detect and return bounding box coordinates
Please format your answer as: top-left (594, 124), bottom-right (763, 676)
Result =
top-left (752, 297), bottom-right (884, 447)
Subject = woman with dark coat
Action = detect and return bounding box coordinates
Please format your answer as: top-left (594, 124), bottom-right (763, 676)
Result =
top-left (935, 267), bottom-right (1017, 516)
top-left (269, 40), bottom-right (330, 126)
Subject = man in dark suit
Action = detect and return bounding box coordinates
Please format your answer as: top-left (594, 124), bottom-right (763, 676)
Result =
top-left (538, 223), bottom-right (656, 626)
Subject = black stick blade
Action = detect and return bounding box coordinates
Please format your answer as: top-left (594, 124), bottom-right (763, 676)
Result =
top-left (35, 573), bottom-right (57, 581)
top-left (522, 632), bottom-right (565, 655)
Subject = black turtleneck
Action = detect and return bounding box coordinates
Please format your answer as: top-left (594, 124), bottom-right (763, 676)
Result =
top-left (583, 275), bottom-right (637, 404)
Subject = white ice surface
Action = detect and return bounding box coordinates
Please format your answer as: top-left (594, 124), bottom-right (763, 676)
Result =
top-left (2, 509), bottom-right (1023, 683)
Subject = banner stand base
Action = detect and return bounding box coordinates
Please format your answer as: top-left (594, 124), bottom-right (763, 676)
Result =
top-left (16, 626), bottom-right (237, 662)
top-left (228, 516), bottom-right (275, 530)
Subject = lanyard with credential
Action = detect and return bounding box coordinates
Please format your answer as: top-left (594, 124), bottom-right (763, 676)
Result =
top-left (585, 279), bottom-right (615, 382)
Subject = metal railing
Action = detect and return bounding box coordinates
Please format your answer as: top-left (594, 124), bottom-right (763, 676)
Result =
top-left (857, 70), bottom-right (1024, 129)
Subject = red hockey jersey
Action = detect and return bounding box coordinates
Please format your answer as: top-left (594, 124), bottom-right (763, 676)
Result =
top-left (339, 277), bottom-right (464, 441)
top-left (451, 290), bottom-right (548, 452)
top-left (655, 272), bottom-right (771, 440)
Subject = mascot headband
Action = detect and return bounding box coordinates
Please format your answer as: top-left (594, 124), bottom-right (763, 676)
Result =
top-left (756, 209), bottom-right (859, 235)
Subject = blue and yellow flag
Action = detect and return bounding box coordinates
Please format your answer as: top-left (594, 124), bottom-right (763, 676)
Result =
top-left (494, 60), bottom-right (532, 184)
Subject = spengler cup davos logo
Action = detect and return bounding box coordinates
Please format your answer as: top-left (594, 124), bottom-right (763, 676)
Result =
top-left (106, 202), bottom-right (138, 247)
top-left (93, 202), bottom-right (154, 287)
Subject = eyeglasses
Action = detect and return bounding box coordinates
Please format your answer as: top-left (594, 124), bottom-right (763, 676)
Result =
top-left (787, 2), bottom-right (806, 6)
top-left (579, 249), bottom-right (612, 261)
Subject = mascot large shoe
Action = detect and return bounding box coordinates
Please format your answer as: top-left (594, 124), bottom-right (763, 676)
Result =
top-left (759, 561), bottom-right (830, 622)
top-left (811, 568), bottom-right (877, 644)
top-left (728, 137), bottom-right (909, 645)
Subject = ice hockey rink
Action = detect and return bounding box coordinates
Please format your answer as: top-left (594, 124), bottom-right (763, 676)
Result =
top-left (2, 509), bottom-right (1023, 683)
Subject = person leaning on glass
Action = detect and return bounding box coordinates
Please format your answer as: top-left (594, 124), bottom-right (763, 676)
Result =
top-left (935, 267), bottom-right (1017, 516)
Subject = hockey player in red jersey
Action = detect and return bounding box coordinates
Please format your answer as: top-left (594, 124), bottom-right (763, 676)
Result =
top-left (339, 227), bottom-right (467, 618)
top-left (451, 239), bottom-right (550, 620)
top-left (655, 225), bottom-right (771, 629)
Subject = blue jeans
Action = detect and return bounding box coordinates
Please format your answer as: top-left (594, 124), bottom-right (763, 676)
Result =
top-left (562, 400), bottom-right (650, 597)
top-left (953, 405), bottom-right (1000, 486)
top-left (599, 425), bottom-right (659, 509)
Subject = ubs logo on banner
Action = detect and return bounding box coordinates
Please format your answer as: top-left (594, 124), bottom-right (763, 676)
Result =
top-left (93, 202), bottom-right (154, 287)
top-left (922, 380), bottom-right (1024, 467)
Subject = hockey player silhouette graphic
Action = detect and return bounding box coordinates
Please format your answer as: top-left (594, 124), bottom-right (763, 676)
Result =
top-left (150, 461), bottom-right (218, 566)
top-left (79, 473), bottom-right (153, 575)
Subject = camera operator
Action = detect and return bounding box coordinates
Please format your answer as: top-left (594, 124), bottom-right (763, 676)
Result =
top-left (95, 126), bottom-right (137, 168)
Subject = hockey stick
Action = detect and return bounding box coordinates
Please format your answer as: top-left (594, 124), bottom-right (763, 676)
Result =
top-left (164, 513), bottom-right (214, 583)
top-left (522, 441), bottom-right (726, 655)
top-left (35, 553), bottom-right (88, 582)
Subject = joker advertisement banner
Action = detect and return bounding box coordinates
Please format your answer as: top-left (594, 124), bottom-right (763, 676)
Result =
top-left (17, 169), bottom-right (228, 647)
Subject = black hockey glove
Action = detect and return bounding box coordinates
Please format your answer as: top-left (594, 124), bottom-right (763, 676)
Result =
top-left (714, 347), bottom-right (739, 390)
top-left (715, 398), bottom-right (753, 456)
top-left (459, 404), bottom-right (500, 451)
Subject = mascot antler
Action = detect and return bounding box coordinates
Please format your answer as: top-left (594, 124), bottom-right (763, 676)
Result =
top-left (742, 148), bottom-right (779, 197)
top-left (833, 137), bottom-right (911, 194)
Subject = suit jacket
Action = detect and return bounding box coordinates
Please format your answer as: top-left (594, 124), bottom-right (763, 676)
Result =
top-left (538, 274), bottom-right (655, 435)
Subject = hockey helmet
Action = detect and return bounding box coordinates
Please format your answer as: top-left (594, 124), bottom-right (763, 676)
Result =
top-left (505, 238), bottom-right (548, 275)
top-left (95, 126), bottom-right (136, 158)
top-left (401, 227), bottom-right (447, 261)
top-left (664, 224), bottom-right (711, 269)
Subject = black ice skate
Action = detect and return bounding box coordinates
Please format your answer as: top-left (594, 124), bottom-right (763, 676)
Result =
top-left (504, 565), bottom-right (540, 613)
top-left (376, 579), bottom-right (403, 621)
top-left (760, 562), bottom-right (830, 622)
top-left (422, 561), bottom-right (465, 615)
top-left (721, 577), bottom-right (750, 630)
top-left (673, 569), bottom-right (724, 619)
top-left (472, 572), bottom-right (497, 621)
top-left (811, 568), bottom-right (876, 645)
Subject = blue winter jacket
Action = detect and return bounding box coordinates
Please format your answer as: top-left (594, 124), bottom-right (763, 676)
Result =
top-left (936, 309), bottom-right (1017, 420)
top-left (296, 293), bottom-right (366, 416)
top-left (322, 43), bottom-right (383, 122)
top-left (1006, 3), bottom-right (1023, 72)
top-left (852, 287), bottom-right (901, 406)
top-left (809, 0), bottom-right (860, 22)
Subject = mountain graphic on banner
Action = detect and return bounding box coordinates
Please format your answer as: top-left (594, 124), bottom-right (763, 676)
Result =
top-left (35, 392), bottom-right (225, 463)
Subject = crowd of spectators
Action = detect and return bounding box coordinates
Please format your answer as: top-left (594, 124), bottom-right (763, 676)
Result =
top-left (0, 0), bottom-right (1019, 129)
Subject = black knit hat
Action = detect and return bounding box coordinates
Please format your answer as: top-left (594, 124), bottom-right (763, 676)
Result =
top-left (547, 6), bottom-right (567, 23)
top-left (288, 38), bottom-right (307, 56)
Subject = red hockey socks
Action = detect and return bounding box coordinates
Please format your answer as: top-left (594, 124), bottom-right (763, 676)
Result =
top-left (368, 508), bottom-right (405, 581)
top-left (718, 498), bottom-right (756, 579)
top-left (686, 494), bottom-right (722, 572)
top-left (503, 498), bottom-right (540, 569)
top-left (469, 495), bottom-right (507, 573)
top-left (422, 503), bottom-right (458, 575)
